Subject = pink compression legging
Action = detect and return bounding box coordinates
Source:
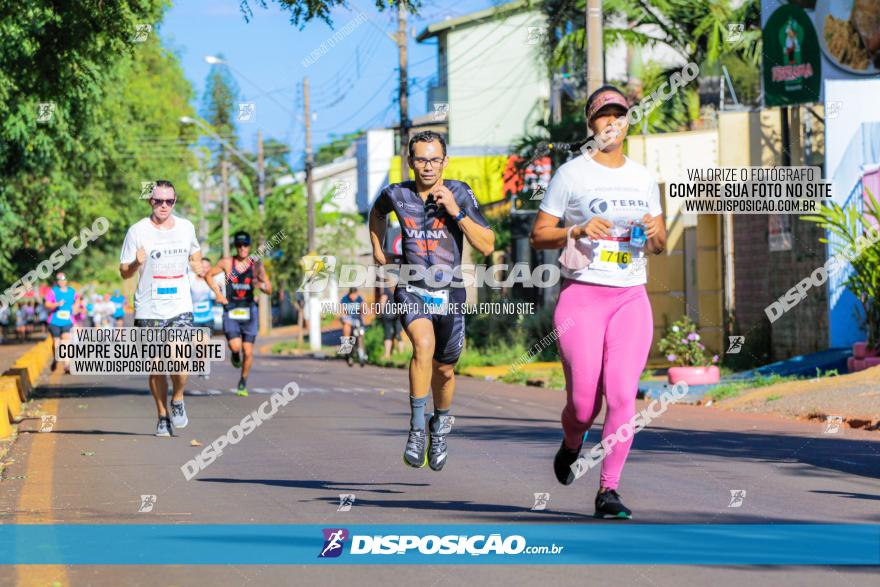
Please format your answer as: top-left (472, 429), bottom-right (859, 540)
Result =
top-left (554, 280), bottom-right (653, 490)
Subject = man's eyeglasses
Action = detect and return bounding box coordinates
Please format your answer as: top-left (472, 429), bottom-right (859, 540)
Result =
top-left (412, 157), bottom-right (444, 167)
top-left (150, 198), bottom-right (176, 208)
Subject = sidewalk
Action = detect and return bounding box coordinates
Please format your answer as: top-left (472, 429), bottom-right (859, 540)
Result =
top-left (717, 365), bottom-right (880, 431)
top-left (0, 337), bottom-right (47, 373)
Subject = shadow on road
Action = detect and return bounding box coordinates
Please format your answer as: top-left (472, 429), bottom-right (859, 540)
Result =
top-left (33, 383), bottom-right (148, 398)
top-left (33, 429), bottom-right (151, 436)
top-left (366, 421), bottom-right (880, 481)
top-left (199, 477), bottom-right (429, 494)
top-left (810, 490), bottom-right (880, 501)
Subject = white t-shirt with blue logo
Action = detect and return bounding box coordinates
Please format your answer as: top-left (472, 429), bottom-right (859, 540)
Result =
top-left (120, 216), bottom-right (200, 320)
top-left (540, 155), bottom-right (662, 287)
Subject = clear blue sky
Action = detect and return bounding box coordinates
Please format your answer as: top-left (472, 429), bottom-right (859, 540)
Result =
top-left (160, 0), bottom-right (497, 167)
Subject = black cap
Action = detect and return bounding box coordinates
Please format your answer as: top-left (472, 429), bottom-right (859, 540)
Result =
top-left (233, 231), bottom-right (251, 246)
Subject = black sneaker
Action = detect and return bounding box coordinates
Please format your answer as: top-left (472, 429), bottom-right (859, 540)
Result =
top-left (553, 440), bottom-right (581, 485)
top-left (428, 415), bottom-right (453, 471)
top-left (231, 351), bottom-right (242, 369)
top-left (594, 489), bottom-right (632, 519)
top-left (403, 428), bottom-right (428, 468)
top-left (156, 416), bottom-right (172, 437)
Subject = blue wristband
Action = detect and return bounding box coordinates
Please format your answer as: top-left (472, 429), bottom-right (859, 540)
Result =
top-left (454, 209), bottom-right (467, 222)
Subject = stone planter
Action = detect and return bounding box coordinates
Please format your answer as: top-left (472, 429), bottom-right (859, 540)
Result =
top-left (667, 365), bottom-right (720, 386)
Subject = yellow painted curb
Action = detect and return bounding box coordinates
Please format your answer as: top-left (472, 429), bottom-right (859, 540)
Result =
top-left (13, 359), bottom-right (36, 385)
top-left (0, 377), bottom-right (21, 422)
top-left (0, 392), bottom-right (11, 439)
top-left (462, 362), bottom-right (563, 379)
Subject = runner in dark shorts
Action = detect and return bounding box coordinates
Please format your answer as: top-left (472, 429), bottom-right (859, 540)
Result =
top-left (207, 230), bottom-right (272, 397)
top-left (368, 130), bottom-right (495, 471)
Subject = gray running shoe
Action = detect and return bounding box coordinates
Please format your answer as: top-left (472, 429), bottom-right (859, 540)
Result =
top-left (170, 400), bottom-right (188, 429)
top-left (428, 415), bottom-right (454, 471)
top-left (156, 416), bottom-right (172, 437)
top-left (403, 428), bottom-right (428, 468)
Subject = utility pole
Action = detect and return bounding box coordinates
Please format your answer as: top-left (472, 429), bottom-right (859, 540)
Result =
top-left (257, 130), bottom-right (271, 336)
top-left (398, 2), bottom-right (409, 182)
top-left (221, 158), bottom-right (230, 258)
top-left (586, 0), bottom-right (604, 95)
top-left (303, 77), bottom-right (320, 351)
top-left (304, 77), bottom-right (315, 251)
top-left (257, 129), bottom-right (265, 216)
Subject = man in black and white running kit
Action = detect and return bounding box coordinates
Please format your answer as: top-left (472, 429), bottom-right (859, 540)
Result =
top-left (119, 180), bottom-right (204, 437)
top-left (208, 231), bottom-right (272, 396)
top-left (369, 130), bottom-right (495, 471)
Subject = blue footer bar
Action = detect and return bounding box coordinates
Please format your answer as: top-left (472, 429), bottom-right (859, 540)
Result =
top-left (2, 524), bottom-right (878, 565)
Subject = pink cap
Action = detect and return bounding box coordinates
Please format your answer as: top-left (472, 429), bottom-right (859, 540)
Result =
top-left (587, 91), bottom-right (629, 121)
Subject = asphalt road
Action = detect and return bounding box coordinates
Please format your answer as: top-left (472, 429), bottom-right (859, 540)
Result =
top-left (1, 338), bottom-right (879, 586)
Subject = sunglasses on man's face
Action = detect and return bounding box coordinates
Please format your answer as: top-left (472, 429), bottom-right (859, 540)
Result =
top-left (150, 198), bottom-right (176, 208)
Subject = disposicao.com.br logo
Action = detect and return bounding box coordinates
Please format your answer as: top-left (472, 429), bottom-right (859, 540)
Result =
top-left (317, 529), bottom-right (564, 558)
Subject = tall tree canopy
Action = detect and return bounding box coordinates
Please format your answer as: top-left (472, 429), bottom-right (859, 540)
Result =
top-left (0, 1), bottom-right (197, 285)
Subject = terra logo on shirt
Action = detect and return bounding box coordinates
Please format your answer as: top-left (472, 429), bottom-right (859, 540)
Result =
top-left (588, 198), bottom-right (608, 214)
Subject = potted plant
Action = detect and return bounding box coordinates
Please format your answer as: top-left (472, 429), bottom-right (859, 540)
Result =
top-left (657, 316), bottom-right (720, 385)
top-left (803, 186), bottom-right (880, 372)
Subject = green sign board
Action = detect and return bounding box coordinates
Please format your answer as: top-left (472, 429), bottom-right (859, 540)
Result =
top-left (762, 4), bottom-right (822, 106)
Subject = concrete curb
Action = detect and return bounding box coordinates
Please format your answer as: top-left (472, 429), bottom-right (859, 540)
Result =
top-left (0, 338), bottom-right (53, 439)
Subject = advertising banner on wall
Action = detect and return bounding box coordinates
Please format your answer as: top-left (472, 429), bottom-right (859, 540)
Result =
top-left (761, 0), bottom-right (880, 107)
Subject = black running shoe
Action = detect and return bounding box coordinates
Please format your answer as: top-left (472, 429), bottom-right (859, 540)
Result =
top-left (403, 428), bottom-right (428, 468)
top-left (156, 416), bottom-right (172, 437)
top-left (428, 415), bottom-right (453, 471)
top-left (594, 489), bottom-right (632, 519)
top-left (553, 440), bottom-right (581, 485)
top-left (231, 351), bottom-right (242, 369)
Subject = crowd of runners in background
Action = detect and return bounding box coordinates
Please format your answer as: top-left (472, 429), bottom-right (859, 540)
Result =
top-left (0, 281), bottom-right (128, 343)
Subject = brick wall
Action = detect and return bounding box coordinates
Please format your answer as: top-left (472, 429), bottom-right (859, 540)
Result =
top-left (733, 215), bottom-right (829, 362)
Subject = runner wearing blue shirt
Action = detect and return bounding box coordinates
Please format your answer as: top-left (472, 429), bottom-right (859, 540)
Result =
top-left (110, 290), bottom-right (126, 327)
top-left (45, 272), bottom-right (78, 373)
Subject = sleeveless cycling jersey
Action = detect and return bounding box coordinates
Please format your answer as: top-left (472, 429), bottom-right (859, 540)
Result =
top-left (226, 258), bottom-right (255, 309)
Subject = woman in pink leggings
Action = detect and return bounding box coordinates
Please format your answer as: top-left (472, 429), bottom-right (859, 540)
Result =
top-left (530, 85), bottom-right (667, 519)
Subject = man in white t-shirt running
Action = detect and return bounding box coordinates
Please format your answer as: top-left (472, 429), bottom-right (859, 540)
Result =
top-left (119, 180), bottom-right (205, 437)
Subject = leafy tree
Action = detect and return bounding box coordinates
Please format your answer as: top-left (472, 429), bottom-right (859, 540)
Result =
top-left (264, 182), bottom-right (309, 291)
top-left (0, 1), bottom-right (196, 286)
top-left (202, 57), bottom-right (241, 177)
top-left (314, 131), bottom-right (363, 166)
top-left (238, 0), bottom-right (422, 26)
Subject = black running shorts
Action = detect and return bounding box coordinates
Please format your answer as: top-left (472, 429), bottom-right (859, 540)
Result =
top-left (395, 287), bottom-right (465, 365)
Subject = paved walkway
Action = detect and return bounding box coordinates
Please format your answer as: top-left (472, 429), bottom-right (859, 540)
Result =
top-left (0, 337), bottom-right (47, 373)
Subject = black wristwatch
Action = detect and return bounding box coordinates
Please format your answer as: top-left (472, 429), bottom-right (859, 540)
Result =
top-left (454, 209), bottom-right (467, 222)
